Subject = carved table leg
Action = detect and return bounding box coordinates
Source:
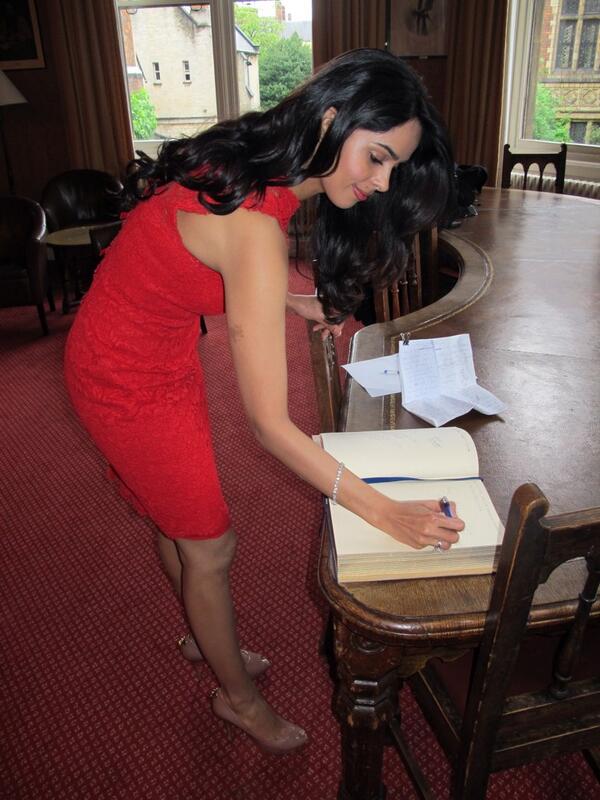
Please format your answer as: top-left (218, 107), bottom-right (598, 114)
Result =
top-left (333, 621), bottom-right (401, 800)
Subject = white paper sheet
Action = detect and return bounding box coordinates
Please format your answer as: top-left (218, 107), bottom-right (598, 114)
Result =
top-left (342, 354), bottom-right (402, 397)
top-left (341, 334), bottom-right (506, 426)
top-left (398, 334), bottom-right (506, 426)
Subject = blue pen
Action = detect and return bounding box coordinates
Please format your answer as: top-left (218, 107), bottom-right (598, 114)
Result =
top-left (440, 496), bottom-right (453, 517)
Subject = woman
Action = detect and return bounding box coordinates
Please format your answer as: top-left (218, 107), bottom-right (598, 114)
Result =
top-left (64, 49), bottom-right (464, 755)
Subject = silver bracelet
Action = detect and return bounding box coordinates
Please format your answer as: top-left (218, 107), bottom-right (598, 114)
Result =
top-left (331, 462), bottom-right (345, 505)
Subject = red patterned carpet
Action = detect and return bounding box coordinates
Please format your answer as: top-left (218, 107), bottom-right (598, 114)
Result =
top-left (1, 266), bottom-right (599, 800)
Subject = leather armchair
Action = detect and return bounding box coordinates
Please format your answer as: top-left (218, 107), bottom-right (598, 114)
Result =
top-left (41, 169), bottom-right (123, 313)
top-left (0, 196), bottom-right (55, 335)
top-left (41, 169), bottom-right (123, 233)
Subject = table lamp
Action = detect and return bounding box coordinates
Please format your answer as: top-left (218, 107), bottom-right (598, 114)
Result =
top-left (0, 71), bottom-right (27, 195)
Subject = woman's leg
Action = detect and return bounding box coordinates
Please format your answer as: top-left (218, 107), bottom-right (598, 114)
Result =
top-left (157, 529), bottom-right (183, 597)
top-left (157, 528), bottom-right (269, 674)
top-left (175, 529), bottom-right (304, 743)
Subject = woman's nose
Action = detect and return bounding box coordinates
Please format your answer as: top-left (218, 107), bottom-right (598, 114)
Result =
top-left (372, 167), bottom-right (391, 193)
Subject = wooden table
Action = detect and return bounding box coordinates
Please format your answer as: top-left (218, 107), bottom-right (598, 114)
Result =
top-left (319, 188), bottom-right (600, 800)
top-left (46, 223), bottom-right (108, 314)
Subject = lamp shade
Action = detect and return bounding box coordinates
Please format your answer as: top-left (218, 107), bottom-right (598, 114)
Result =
top-left (0, 71), bottom-right (27, 107)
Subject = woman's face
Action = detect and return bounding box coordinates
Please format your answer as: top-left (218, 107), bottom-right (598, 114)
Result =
top-left (319, 117), bottom-right (422, 209)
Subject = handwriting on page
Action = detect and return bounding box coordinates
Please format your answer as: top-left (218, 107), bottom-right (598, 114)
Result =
top-left (398, 334), bottom-right (506, 427)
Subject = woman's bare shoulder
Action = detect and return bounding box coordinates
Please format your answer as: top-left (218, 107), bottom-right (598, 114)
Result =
top-left (177, 205), bottom-right (284, 272)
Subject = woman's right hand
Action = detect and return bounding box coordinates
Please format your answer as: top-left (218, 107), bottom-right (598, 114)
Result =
top-left (374, 497), bottom-right (465, 550)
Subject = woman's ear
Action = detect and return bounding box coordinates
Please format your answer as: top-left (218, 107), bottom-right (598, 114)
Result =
top-left (320, 106), bottom-right (338, 136)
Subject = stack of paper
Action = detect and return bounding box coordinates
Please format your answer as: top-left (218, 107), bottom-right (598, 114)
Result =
top-left (343, 334), bottom-right (505, 427)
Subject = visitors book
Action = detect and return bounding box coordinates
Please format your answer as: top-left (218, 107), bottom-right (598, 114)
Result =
top-left (318, 427), bottom-right (504, 583)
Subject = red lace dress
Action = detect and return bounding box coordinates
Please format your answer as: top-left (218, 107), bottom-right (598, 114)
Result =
top-left (64, 182), bottom-right (299, 540)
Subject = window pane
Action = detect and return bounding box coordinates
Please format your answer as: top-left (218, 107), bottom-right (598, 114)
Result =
top-left (570, 120), bottom-right (587, 141)
top-left (577, 19), bottom-right (599, 67)
top-left (523, 0), bottom-right (600, 145)
top-left (555, 19), bottom-right (576, 68)
top-left (562, 0), bottom-right (580, 14)
top-left (584, 0), bottom-right (600, 14)
top-left (233, 1), bottom-right (313, 112)
top-left (118, 5), bottom-right (218, 156)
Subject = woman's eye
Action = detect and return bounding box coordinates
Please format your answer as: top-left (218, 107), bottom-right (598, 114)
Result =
top-left (370, 154), bottom-right (383, 166)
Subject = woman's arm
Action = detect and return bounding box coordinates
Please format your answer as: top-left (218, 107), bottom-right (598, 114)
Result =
top-left (178, 208), bottom-right (463, 549)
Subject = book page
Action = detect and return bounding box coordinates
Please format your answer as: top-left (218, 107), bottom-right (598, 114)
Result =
top-left (319, 427), bottom-right (479, 480)
top-left (329, 478), bottom-right (504, 557)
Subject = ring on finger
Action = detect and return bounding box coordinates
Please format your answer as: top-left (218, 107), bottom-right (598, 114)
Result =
top-left (433, 540), bottom-right (443, 552)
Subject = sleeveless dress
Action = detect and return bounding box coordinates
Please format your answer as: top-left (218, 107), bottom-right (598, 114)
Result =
top-left (64, 182), bottom-right (300, 540)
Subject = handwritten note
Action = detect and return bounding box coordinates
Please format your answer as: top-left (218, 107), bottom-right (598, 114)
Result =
top-left (399, 334), bottom-right (506, 426)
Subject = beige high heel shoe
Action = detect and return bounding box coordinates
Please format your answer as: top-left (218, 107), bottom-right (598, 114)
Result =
top-left (177, 635), bottom-right (271, 678)
top-left (210, 688), bottom-right (308, 755)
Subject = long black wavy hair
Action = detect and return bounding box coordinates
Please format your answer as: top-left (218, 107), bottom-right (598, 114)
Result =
top-left (122, 48), bottom-right (455, 322)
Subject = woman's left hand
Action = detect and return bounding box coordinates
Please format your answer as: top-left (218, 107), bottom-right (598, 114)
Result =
top-left (287, 293), bottom-right (344, 340)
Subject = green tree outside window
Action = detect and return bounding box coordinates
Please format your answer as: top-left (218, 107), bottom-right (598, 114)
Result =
top-left (131, 88), bottom-right (157, 140)
top-left (235, 7), bottom-right (312, 111)
top-left (532, 84), bottom-right (569, 143)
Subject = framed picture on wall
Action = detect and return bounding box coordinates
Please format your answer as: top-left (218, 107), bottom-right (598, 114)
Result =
top-left (0, 0), bottom-right (45, 70)
top-left (389, 0), bottom-right (447, 58)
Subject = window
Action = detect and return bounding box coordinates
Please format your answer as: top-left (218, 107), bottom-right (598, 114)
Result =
top-left (554, 0), bottom-right (600, 70)
top-left (578, 18), bottom-right (599, 67)
top-left (116, 1), bottom-right (313, 154)
top-left (503, 0), bottom-right (600, 182)
top-left (233, 1), bottom-right (313, 113)
top-left (570, 120), bottom-right (587, 140)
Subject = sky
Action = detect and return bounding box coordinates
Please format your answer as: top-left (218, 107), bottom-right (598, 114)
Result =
top-left (238, 1), bottom-right (312, 21)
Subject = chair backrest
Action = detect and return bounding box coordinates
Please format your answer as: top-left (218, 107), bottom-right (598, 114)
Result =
top-left (0, 196), bottom-right (46, 263)
top-left (372, 227), bottom-right (441, 323)
top-left (457, 482), bottom-right (600, 794)
top-left (501, 143), bottom-right (567, 193)
top-left (306, 320), bottom-right (343, 433)
top-left (373, 233), bottom-right (421, 323)
top-left (41, 169), bottom-right (123, 232)
top-left (290, 196), bottom-right (318, 264)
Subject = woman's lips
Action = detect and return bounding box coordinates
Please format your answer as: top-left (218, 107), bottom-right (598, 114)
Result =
top-left (352, 185), bottom-right (369, 201)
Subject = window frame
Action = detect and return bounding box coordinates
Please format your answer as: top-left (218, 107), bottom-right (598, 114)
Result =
top-left (115, 0), bottom-right (239, 120)
top-left (503, 0), bottom-right (600, 183)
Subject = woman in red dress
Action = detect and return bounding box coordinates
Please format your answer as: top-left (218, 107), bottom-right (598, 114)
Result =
top-left (64, 49), bottom-right (464, 754)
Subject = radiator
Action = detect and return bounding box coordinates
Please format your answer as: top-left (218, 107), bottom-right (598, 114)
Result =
top-left (510, 170), bottom-right (600, 199)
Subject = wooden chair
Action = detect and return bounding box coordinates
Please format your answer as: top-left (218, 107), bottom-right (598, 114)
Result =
top-left (290, 196), bottom-right (318, 264)
top-left (397, 483), bottom-right (600, 799)
top-left (306, 319), bottom-right (342, 433)
top-left (372, 228), bottom-right (440, 323)
top-left (501, 143), bottom-right (567, 193)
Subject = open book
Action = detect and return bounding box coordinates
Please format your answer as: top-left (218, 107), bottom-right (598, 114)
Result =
top-left (318, 427), bottom-right (504, 583)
